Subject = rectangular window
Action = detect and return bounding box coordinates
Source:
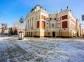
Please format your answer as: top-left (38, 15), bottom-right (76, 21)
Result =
top-left (37, 21), bottom-right (39, 28)
top-left (40, 15), bottom-right (45, 20)
top-left (62, 21), bottom-right (67, 28)
top-left (50, 18), bottom-right (52, 20)
top-left (52, 24), bottom-right (54, 28)
top-left (62, 15), bottom-right (68, 20)
top-left (54, 18), bottom-right (56, 20)
top-left (60, 17), bottom-right (61, 20)
top-left (41, 21), bottom-right (45, 29)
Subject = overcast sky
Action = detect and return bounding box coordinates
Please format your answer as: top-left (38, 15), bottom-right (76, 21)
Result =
top-left (0, 0), bottom-right (84, 28)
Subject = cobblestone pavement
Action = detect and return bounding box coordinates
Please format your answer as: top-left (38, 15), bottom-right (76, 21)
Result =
top-left (0, 38), bottom-right (84, 62)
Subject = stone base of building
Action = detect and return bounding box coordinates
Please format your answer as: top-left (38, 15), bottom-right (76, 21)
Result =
top-left (25, 31), bottom-right (79, 38)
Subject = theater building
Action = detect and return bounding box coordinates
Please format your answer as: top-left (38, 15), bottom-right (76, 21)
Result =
top-left (25, 5), bottom-right (48, 37)
top-left (25, 5), bottom-right (81, 37)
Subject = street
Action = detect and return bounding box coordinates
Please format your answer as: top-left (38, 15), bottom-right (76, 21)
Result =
top-left (0, 37), bottom-right (84, 62)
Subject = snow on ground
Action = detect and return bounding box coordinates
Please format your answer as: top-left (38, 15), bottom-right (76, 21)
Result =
top-left (0, 38), bottom-right (84, 62)
top-left (0, 37), bottom-right (10, 40)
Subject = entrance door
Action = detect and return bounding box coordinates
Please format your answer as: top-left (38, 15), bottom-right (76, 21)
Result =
top-left (52, 32), bottom-right (55, 37)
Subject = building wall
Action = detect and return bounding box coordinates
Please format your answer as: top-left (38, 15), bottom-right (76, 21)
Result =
top-left (82, 29), bottom-right (84, 37)
top-left (45, 9), bottom-right (70, 37)
top-left (0, 28), bottom-right (2, 34)
top-left (25, 5), bottom-right (82, 38)
top-left (0, 24), bottom-right (8, 34)
top-left (25, 5), bottom-right (48, 37)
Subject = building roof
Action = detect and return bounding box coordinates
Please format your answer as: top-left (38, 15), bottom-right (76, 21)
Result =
top-left (30, 5), bottom-right (46, 13)
top-left (25, 5), bottom-right (47, 19)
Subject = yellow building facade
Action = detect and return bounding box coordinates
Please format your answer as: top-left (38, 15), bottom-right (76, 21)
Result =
top-left (25, 5), bottom-right (82, 37)
top-left (25, 5), bottom-right (48, 37)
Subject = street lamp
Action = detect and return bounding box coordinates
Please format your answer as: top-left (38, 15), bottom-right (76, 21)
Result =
top-left (18, 17), bottom-right (24, 40)
top-left (80, 23), bottom-right (84, 37)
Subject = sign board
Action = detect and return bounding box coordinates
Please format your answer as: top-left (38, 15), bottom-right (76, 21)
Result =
top-left (82, 15), bottom-right (84, 21)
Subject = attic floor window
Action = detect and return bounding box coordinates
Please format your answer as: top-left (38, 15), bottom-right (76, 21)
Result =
top-left (62, 15), bottom-right (68, 20)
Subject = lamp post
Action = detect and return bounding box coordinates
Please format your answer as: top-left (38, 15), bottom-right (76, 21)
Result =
top-left (18, 17), bottom-right (24, 40)
top-left (76, 19), bottom-right (78, 37)
top-left (80, 24), bottom-right (84, 37)
top-left (80, 24), bottom-right (82, 37)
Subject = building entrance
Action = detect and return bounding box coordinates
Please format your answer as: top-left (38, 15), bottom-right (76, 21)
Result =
top-left (52, 32), bottom-right (55, 37)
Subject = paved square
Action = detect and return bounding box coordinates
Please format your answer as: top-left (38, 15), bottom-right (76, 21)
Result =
top-left (0, 37), bottom-right (84, 62)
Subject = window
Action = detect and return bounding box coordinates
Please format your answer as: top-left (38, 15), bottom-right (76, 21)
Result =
top-left (41, 21), bottom-right (45, 29)
top-left (54, 18), bottom-right (56, 20)
top-left (37, 21), bottom-right (39, 28)
top-left (40, 15), bottom-right (45, 20)
top-left (55, 23), bottom-right (61, 28)
top-left (62, 21), bottom-right (67, 28)
top-left (32, 20), bottom-right (33, 29)
top-left (27, 20), bottom-right (29, 28)
top-left (52, 24), bottom-right (54, 28)
top-left (60, 17), bottom-right (61, 20)
top-left (50, 18), bottom-right (52, 20)
top-left (62, 15), bottom-right (68, 20)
